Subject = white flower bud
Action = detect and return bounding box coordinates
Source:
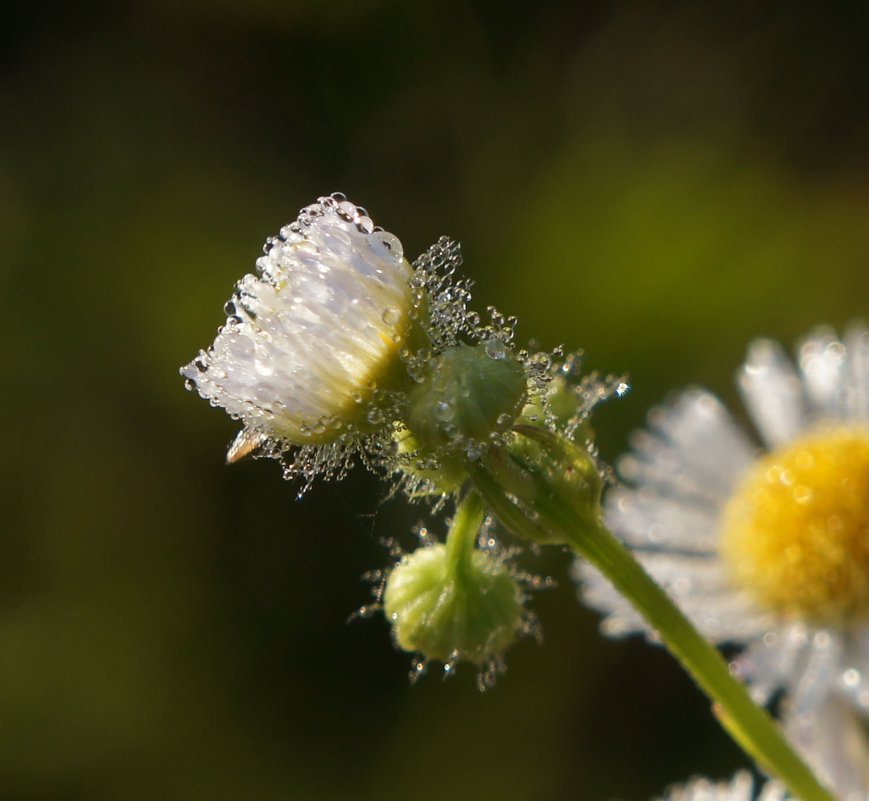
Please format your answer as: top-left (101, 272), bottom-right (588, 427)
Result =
top-left (181, 194), bottom-right (414, 452)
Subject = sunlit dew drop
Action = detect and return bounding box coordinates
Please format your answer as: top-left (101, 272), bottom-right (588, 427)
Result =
top-left (311, 420), bottom-right (327, 436)
top-left (434, 401), bottom-right (455, 422)
top-left (381, 307), bottom-right (401, 326)
top-left (485, 339), bottom-right (507, 360)
top-left (843, 668), bottom-right (861, 688)
top-left (720, 426), bottom-right (869, 623)
top-left (616, 381), bottom-right (629, 397)
top-left (496, 413), bottom-right (513, 430)
top-left (368, 231), bottom-right (404, 262)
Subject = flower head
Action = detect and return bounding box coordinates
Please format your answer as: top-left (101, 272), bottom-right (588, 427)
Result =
top-left (182, 195), bottom-right (414, 477)
top-left (575, 324), bottom-right (869, 799)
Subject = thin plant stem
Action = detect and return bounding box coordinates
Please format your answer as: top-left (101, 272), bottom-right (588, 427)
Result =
top-left (444, 490), bottom-right (485, 582)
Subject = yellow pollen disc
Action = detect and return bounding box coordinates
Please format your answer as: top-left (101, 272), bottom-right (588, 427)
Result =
top-left (720, 426), bottom-right (869, 623)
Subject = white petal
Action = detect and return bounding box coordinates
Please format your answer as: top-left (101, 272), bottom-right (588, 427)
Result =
top-left (784, 695), bottom-right (869, 801)
top-left (730, 620), bottom-right (811, 703)
top-left (738, 338), bottom-right (807, 447)
top-left (656, 772), bottom-right (757, 801)
top-left (798, 326), bottom-right (849, 421)
top-left (618, 389), bottom-right (757, 508)
top-left (605, 486), bottom-right (720, 554)
top-left (786, 628), bottom-right (844, 718)
top-left (845, 324), bottom-right (869, 423)
top-left (575, 553), bottom-right (764, 643)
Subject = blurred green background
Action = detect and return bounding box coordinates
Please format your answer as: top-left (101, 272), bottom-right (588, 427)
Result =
top-left (2, 2), bottom-right (868, 799)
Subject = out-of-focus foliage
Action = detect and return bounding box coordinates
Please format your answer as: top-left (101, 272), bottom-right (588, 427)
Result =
top-left (1, 2), bottom-right (867, 799)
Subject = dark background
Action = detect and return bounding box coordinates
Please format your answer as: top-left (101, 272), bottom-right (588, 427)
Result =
top-left (2, 2), bottom-right (868, 799)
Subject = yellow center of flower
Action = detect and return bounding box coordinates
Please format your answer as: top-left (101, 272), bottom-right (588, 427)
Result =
top-left (720, 426), bottom-right (869, 623)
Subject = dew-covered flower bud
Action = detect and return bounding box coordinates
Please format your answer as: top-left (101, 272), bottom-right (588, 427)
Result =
top-left (382, 493), bottom-right (527, 682)
top-left (181, 194), bottom-right (425, 486)
top-left (182, 194), bottom-right (413, 445)
top-left (383, 543), bottom-right (524, 663)
top-left (405, 341), bottom-right (528, 459)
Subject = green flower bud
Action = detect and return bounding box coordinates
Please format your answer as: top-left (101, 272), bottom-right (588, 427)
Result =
top-left (405, 341), bottom-right (527, 457)
top-left (383, 544), bottom-right (524, 665)
top-left (382, 492), bottom-right (525, 673)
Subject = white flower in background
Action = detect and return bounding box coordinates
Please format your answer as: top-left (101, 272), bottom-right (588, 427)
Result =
top-left (181, 194), bottom-right (415, 483)
top-left (655, 772), bottom-right (788, 801)
top-left (575, 325), bottom-right (869, 800)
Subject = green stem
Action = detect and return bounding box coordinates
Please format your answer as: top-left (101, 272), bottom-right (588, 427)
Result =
top-left (444, 490), bottom-right (485, 583)
top-left (468, 454), bottom-right (837, 801)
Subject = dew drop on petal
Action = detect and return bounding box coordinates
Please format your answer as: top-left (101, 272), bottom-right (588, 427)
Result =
top-left (368, 231), bottom-right (403, 262)
top-left (382, 308), bottom-right (401, 325)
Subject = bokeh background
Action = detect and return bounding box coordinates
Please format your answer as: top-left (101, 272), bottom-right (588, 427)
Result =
top-left (2, 2), bottom-right (868, 799)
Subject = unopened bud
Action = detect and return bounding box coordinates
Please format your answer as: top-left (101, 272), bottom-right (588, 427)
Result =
top-left (383, 543), bottom-right (525, 665)
top-left (405, 341), bottom-right (527, 456)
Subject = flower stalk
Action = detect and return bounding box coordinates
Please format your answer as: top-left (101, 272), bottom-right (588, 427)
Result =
top-left (468, 426), bottom-right (838, 801)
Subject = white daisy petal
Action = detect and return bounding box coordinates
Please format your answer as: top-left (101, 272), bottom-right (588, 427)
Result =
top-left (656, 772), bottom-right (771, 801)
top-left (784, 696), bottom-right (869, 801)
top-left (649, 389), bottom-right (759, 496)
top-left (845, 324), bottom-right (869, 422)
top-left (738, 338), bottom-right (807, 447)
top-left (618, 395), bottom-right (755, 510)
top-left (798, 327), bottom-right (849, 421)
top-left (730, 622), bottom-right (810, 704)
top-left (841, 628), bottom-right (869, 711)
top-left (756, 781), bottom-right (790, 801)
top-left (786, 629), bottom-right (844, 718)
top-left (606, 486), bottom-right (720, 554)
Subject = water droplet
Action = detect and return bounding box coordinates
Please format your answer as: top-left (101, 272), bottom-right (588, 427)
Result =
top-left (496, 413), bottom-right (513, 429)
top-left (337, 200), bottom-right (357, 220)
top-left (485, 339), bottom-right (507, 360)
top-left (382, 307), bottom-right (401, 325)
top-left (367, 407), bottom-right (384, 424)
top-left (368, 231), bottom-right (404, 262)
top-left (844, 668), bottom-right (861, 688)
top-left (434, 401), bottom-right (454, 422)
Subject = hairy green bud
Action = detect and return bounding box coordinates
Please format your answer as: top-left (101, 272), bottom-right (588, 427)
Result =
top-left (383, 544), bottom-right (524, 664)
top-left (382, 492), bottom-right (525, 668)
top-left (405, 342), bottom-right (527, 456)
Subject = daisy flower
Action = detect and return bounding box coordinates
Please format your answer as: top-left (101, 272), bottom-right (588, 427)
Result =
top-left (655, 772), bottom-right (788, 801)
top-left (575, 324), bottom-right (869, 799)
